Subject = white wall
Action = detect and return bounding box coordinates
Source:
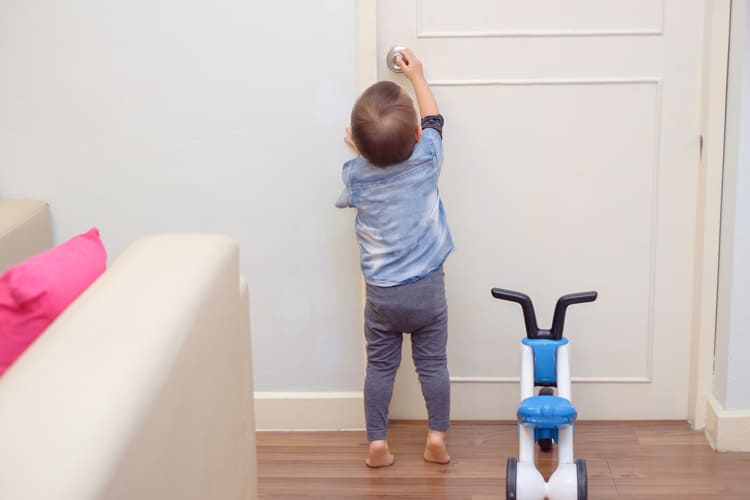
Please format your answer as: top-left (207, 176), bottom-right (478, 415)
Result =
top-left (0, 0), bottom-right (364, 392)
top-left (715, 0), bottom-right (750, 411)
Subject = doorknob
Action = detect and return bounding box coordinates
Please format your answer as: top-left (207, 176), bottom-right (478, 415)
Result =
top-left (386, 46), bottom-right (407, 73)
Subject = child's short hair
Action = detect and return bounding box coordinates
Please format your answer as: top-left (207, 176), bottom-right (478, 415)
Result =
top-left (350, 81), bottom-right (418, 167)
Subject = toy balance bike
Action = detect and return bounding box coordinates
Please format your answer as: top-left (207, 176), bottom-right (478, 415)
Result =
top-left (491, 288), bottom-right (597, 500)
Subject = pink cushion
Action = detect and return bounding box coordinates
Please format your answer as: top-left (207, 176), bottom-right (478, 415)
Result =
top-left (0, 228), bottom-right (106, 376)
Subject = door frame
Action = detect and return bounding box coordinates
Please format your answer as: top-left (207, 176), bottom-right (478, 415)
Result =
top-left (357, 0), bottom-right (731, 430)
top-left (689, 0), bottom-right (731, 431)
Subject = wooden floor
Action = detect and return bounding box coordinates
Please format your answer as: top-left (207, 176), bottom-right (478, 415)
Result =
top-left (257, 420), bottom-right (750, 499)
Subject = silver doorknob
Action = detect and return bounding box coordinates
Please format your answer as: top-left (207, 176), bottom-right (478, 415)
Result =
top-left (386, 46), bottom-right (407, 73)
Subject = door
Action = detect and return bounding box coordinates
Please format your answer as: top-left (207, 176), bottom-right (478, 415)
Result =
top-left (376, 0), bottom-right (704, 419)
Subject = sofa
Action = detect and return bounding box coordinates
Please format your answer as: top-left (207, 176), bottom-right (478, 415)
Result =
top-left (0, 199), bottom-right (258, 500)
top-left (0, 199), bottom-right (53, 272)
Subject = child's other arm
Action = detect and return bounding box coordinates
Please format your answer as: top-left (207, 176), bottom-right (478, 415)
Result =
top-left (344, 126), bottom-right (359, 155)
top-left (396, 49), bottom-right (439, 118)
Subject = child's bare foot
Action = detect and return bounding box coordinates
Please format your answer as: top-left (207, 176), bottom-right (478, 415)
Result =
top-left (366, 440), bottom-right (395, 468)
top-left (423, 429), bottom-right (450, 464)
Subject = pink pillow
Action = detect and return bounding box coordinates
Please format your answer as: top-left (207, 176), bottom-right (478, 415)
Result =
top-left (0, 228), bottom-right (106, 376)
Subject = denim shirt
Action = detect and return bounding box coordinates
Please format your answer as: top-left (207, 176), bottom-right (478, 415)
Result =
top-left (336, 126), bottom-right (454, 287)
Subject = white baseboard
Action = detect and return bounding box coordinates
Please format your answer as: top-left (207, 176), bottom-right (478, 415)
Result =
top-left (254, 392), bottom-right (365, 431)
top-left (705, 394), bottom-right (750, 451)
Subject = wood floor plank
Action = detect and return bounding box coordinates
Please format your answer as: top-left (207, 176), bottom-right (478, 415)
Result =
top-left (257, 421), bottom-right (750, 499)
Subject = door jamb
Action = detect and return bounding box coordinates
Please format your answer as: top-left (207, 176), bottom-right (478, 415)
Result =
top-left (357, 0), bottom-right (378, 92)
top-left (689, 0), bottom-right (730, 430)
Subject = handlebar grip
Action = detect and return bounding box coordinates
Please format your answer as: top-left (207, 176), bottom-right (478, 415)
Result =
top-left (491, 288), bottom-right (531, 303)
top-left (550, 291), bottom-right (598, 340)
top-left (558, 291), bottom-right (598, 305)
top-left (491, 288), bottom-right (540, 339)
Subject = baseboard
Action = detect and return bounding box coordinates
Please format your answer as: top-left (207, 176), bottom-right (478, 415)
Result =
top-left (254, 392), bottom-right (365, 431)
top-left (705, 394), bottom-right (750, 451)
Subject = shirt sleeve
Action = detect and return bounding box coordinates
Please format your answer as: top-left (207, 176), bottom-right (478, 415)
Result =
top-left (420, 116), bottom-right (444, 173)
top-left (421, 114), bottom-right (444, 139)
top-left (334, 162), bottom-right (353, 208)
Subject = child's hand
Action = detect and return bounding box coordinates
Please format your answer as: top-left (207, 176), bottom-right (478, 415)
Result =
top-left (395, 48), bottom-right (425, 83)
top-left (344, 127), bottom-right (359, 154)
top-left (397, 49), bottom-right (439, 117)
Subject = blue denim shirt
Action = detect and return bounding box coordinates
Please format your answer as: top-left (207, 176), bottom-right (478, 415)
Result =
top-left (336, 127), bottom-right (454, 287)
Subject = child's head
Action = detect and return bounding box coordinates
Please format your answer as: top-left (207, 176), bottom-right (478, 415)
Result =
top-left (350, 81), bottom-right (420, 167)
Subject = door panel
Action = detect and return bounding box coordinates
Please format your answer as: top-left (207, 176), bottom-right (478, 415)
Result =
top-left (418, 0), bottom-right (664, 36)
top-left (378, 0), bottom-right (703, 419)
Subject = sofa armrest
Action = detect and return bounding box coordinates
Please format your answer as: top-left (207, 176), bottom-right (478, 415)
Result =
top-left (0, 199), bottom-right (53, 273)
top-left (0, 234), bottom-right (257, 500)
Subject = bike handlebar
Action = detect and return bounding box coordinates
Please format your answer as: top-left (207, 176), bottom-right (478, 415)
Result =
top-left (491, 288), bottom-right (540, 339)
top-left (491, 288), bottom-right (597, 340)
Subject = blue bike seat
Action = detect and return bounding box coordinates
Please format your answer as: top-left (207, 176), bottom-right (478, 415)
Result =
top-left (518, 396), bottom-right (577, 428)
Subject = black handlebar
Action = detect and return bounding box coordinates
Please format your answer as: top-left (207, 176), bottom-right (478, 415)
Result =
top-left (491, 288), bottom-right (597, 340)
top-left (491, 289), bottom-right (540, 339)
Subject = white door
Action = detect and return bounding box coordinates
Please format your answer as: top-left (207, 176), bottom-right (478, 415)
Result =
top-left (376, 0), bottom-right (704, 419)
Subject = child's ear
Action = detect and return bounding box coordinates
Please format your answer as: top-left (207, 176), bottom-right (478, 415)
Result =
top-left (415, 125), bottom-right (422, 143)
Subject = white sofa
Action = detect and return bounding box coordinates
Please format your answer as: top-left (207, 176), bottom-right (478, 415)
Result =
top-left (0, 199), bottom-right (53, 272)
top-left (0, 200), bottom-right (258, 500)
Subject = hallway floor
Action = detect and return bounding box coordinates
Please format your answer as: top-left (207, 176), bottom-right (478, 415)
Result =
top-left (257, 420), bottom-right (750, 499)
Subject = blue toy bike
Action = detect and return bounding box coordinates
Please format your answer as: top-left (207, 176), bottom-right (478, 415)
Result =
top-left (491, 288), bottom-right (597, 500)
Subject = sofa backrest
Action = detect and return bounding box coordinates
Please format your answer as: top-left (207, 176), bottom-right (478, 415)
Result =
top-left (0, 234), bottom-right (257, 500)
top-left (0, 199), bottom-right (53, 274)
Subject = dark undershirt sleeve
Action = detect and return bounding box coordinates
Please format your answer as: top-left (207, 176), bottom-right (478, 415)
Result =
top-left (421, 114), bottom-right (444, 139)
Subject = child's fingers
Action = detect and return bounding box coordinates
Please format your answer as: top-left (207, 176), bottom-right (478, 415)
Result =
top-left (400, 48), bottom-right (417, 65)
top-left (344, 129), bottom-right (357, 150)
top-left (344, 135), bottom-right (359, 154)
top-left (395, 53), bottom-right (407, 70)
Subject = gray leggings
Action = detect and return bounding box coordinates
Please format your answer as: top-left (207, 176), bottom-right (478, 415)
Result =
top-left (363, 267), bottom-right (450, 441)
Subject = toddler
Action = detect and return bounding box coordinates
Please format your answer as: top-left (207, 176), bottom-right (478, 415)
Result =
top-left (336, 49), bottom-right (453, 467)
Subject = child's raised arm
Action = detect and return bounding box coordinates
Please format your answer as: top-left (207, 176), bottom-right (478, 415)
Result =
top-left (396, 49), bottom-right (439, 118)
